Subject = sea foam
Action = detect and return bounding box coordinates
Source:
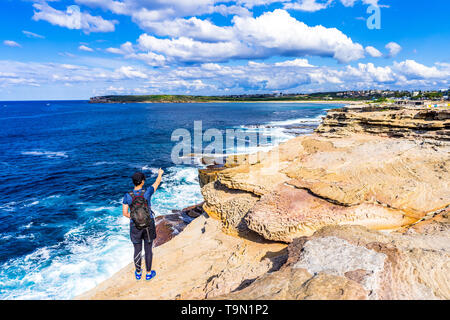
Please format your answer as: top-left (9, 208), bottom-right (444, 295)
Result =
top-left (21, 151), bottom-right (68, 159)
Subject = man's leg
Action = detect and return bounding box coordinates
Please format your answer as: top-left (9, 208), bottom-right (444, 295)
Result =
top-left (143, 240), bottom-right (153, 272)
top-left (133, 241), bottom-right (143, 273)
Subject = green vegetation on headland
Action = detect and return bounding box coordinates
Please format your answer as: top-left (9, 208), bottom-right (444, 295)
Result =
top-left (89, 94), bottom-right (361, 103)
top-left (89, 89), bottom-right (450, 103)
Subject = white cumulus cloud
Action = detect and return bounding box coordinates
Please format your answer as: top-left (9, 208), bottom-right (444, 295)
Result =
top-left (385, 42), bottom-right (402, 57)
top-left (284, 0), bottom-right (333, 12)
top-left (22, 30), bottom-right (45, 39)
top-left (3, 40), bottom-right (21, 48)
top-left (233, 10), bottom-right (365, 63)
top-left (79, 45), bottom-right (94, 52)
top-left (115, 66), bottom-right (148, 79)
top-left (133, 9), bottom-right (365, 64)
top-left (284, 0), bottom-right (380, 12)
top-left (33, 3), bottom-right (117, 33)
top-left (365, 46), bottom-right (382, 58)
top-left (1, 58), bottom-right (449, 97)
top-left (134, 17), bottom-right (234, 42)
top-left (394, 60), bottom-right (448, 79)
top-left (346, 62), bottom-right (395, 83)
top-left (274, 58), bottom-right (314, 67)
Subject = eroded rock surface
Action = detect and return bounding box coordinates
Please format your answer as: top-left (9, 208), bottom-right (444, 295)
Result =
top-left (316, 105), bottom-right (450, 144)
top-left (201, 181), bottom-right (259, 233)
top-left (217, 223), bottom-right (450, 300)
top-left (201, 106), bottom-right (449, 242)
top-left (283, 136), bottom-right (449, 215)
top-left (246, 184), bottom-right (416, 241)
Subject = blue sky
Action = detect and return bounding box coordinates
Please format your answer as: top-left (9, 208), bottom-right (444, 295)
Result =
top-left (0, 0), bottom-right (449, 100)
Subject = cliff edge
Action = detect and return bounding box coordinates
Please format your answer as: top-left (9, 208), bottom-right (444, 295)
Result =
top-left (79, 104), bottom-right (449, 300)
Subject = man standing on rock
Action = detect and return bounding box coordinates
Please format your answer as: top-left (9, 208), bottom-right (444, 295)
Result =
top-left (122, 169), bottom-right (164, 281)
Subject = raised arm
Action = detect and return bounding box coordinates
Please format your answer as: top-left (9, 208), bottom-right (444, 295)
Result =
top-left (152, 168), bottom-right (164, 191)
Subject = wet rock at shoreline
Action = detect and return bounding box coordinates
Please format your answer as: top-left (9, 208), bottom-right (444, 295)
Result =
top-left (154, 203), bottom-right (204, 247)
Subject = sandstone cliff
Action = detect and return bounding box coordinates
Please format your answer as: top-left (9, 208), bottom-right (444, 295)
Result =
top-left (200, 105), bottom-right (449, 242)
top-left (198, 104), bottom-right (449, 299)
top-left (316, 105), bottom-right (449, 144)
top-left (79, 104), bottom-right (449, 300)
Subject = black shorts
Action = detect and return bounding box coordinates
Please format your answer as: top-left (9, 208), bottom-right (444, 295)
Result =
top-left (130, 219), bottom-right (156, 244)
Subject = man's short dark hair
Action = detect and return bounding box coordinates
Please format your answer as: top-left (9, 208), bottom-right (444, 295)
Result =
top-left (132, 172), bottom-right (146, 186)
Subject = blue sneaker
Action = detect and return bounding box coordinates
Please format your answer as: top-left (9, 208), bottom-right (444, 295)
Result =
top-left (135, 270), bottom-right (142, 280)
top-left (146, 270), bottom-right (156, 281)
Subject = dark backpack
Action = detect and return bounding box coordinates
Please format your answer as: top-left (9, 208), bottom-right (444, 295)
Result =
top-left (129, 190), bottom-right (152, 230)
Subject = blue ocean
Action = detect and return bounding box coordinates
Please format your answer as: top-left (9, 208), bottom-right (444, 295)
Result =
top-left (0, 101), bottom-right (338, 299)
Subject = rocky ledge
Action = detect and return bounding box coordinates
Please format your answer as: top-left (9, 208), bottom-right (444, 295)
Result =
top-left (78, 208), bottom-right (449, 300)
top-left (196, 104), bottom-right (450, 299)
top-left (200, 105), bottom-right (449, 242)
top-left (216, 209), bottom-right (450, 300)
top-left (316, 105), bottom-right (449, 144)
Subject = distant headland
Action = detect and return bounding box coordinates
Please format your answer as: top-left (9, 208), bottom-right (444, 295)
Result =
top-left (89, 89), bottom-right (449, 104)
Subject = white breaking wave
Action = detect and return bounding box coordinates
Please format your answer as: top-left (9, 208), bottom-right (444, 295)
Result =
top-left (228, 123), bottom-right (299, 156)
top-left (0, 198), bottom-right (42, 212)
top-left (21, 222), bottom-right (34, 230)
top-left (141, 166), bottom-right (159, 175)
top-left (0, 165), bottom-right (204, 300)
top-left (267, 115), bottom-right (324, 126)
top-left (84, 206), bottom-right (117, 212)
top-left (151, 166), bottom-right (203, 216)
top-left (0, 207), bottom-right (132, 300)
top-left (92, 161), bottom-right (121, 166)
top-left (0, 201), bottom-right (16, 212)
top-left (21, 151), bottom-right (68, 159)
